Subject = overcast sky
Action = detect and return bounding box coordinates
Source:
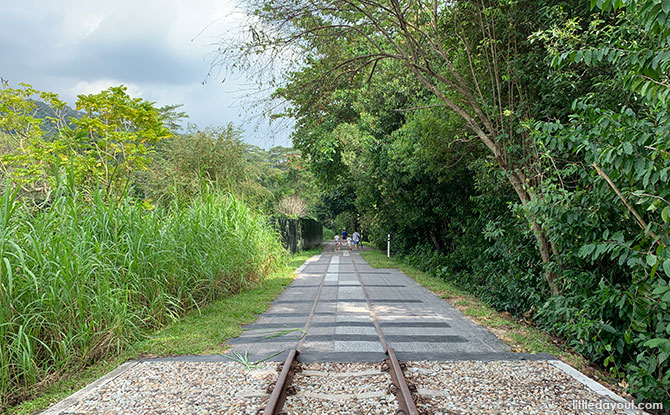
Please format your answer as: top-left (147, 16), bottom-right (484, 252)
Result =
top-left (0, 0), bottom-right (291, 148)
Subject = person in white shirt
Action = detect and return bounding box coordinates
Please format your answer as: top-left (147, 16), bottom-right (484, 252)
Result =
top-left (334, 234), bottom-right (340, 251)
top-left (346, 235), bottom-right (353, 250)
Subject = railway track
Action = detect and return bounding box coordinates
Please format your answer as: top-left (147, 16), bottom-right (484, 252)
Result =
top-left (258, 257), bottom-right (425, 415)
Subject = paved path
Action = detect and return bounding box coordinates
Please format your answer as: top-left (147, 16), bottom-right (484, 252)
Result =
top-left (227, 244), bottom-right (521, 362)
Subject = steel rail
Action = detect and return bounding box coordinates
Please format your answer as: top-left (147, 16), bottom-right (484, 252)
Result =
top-left (295, 260), bottom-right (329, 351)
top-left (351, 259), bottom-right (421, 415)
top-left (259, 255), bottom-right (329, 415)
top-left (261, 349), bottom-right (299, 415)
top-left (385, 348), bottom-right (420, 415)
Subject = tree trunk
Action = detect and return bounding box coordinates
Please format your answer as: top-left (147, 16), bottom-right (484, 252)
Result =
top-left (503, 167), bottom-right (559, 295)
top-left (428, 228), bottom-right (443, 252)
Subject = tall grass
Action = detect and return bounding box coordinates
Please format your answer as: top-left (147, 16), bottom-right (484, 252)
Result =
top-left (0, 187), bottom-right (285, 407)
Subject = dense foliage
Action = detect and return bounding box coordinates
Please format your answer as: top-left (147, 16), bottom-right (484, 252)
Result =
top-left (0, 83), bottom-right (319, 408)
top-left (224, 0), bottom-right (670, 409)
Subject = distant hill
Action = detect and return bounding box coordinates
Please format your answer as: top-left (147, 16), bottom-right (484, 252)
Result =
top-left (32, 100), bottom-right (84, 134)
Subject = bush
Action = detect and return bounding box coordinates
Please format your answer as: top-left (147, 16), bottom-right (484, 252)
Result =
top-left (0, 187), bottom-right (285, 406)
top-left (323, 227), bottom-right (335, 241)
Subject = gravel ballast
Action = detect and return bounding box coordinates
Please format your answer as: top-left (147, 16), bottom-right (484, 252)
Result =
top-left (405, 360), bottom-right (646, 415)
top-left (43, 359), bottom-right (647, 415)
top-left (49, 361), bottom-right (274, 415)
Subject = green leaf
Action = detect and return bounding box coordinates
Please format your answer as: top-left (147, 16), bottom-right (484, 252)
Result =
top-left (644, 338), bottom-right (670, 349)
top-left (660, 352), bottom-right (669, 365)
top-left (650, 260), bottom-right (660, 279)
top-left (663, 291), bottom-right (670, 302)
top-left (652, 284), bottom-right (670, 295)
top-left (623, 141), bottom-right (633, 154)
top-left (601, 323), bottom-right (617, 334)
top-left (662, 206), bottom-right (670, 223)
top-left (663, 259), bottom-right (670, 276)
top-left (647, 254), bottom-right (658, 266)
top-left (579, 244), bottom-right (596, 257)
top-left (663, 0), bottom-right (670, 13)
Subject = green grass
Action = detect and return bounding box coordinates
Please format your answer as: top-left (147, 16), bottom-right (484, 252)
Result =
top-left (0, 186), bottom-right (286, 410)
top-left (132, 248), bottom-right (320, 356)
top-left (8, 247), bottom-right (321, 415)
top-left (360, 250), bottom-right (590, 369)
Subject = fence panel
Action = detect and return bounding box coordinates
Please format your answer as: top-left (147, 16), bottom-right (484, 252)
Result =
top-left (271, 218), bottom-right (322, 253)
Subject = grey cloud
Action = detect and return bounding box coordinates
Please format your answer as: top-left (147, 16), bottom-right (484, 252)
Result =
top-left (0, 2), bottom-right (291, 149)
top-left (58, 39), bottom-right (207, 84)
top-left (0, 9), bottom-right (63, 80)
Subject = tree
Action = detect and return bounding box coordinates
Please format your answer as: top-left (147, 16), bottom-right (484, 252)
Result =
top-left (72, 86), bottom-right (171, 198)
top-left (0, 84), bottom-right (171, 201)
top-left (0, 83), bottom-right (68, 200)
top-left (219, 0), bottom-right (601, 293)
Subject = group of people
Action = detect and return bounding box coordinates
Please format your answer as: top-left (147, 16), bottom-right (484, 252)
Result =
top-left (334, 229), bottom-right (361, 251)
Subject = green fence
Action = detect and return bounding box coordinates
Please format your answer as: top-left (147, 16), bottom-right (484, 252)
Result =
top-left (271, 217), bottom-right (323, 253)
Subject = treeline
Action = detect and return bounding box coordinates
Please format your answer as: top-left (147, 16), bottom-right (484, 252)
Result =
top-left (227, 0), bottom-right (670, 408)
top-left (0, 84), bottom-right (316, 408)
top-left (0, 84), bottom-right (319, 217)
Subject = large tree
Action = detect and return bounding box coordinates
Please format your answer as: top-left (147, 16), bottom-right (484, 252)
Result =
top-left (218, 0), bottom-right (605, 293)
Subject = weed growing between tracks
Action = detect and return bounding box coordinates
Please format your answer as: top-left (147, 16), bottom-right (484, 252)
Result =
top-left (7, 247), bottom-right (321, 415)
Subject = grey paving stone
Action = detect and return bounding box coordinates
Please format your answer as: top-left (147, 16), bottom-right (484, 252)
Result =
top-left (335, 326), bottom-right (378, 335)
top-left (381, 327), bottom-right (458, 336)
top-left (228, 249), bottom-right (513, 361)
top-left (379, 321), bottom-right (451, 328)
top-left (390, 341), bottom-right (499, 354)
top-left (299, 340), bottom-right (333, 353)
top-left (334, 340), bottom-right (384, 353)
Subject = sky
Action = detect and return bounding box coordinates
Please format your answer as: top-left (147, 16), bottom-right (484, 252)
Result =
top-left (0, 0), bottom-right (292, 148)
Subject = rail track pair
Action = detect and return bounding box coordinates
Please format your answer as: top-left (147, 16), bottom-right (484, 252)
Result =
top-left (260, 347), bottom-right (422, 415)
top-left (257, 258), bottom-right (425, 415)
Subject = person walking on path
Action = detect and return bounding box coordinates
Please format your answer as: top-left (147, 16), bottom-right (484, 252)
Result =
top-left (346, 235), bottom-right (353, 250)
top-left (342, 230), bottom-right (348, 241)
top-left (353, 231), bottom-right (360, 250)
top-left (334, 234), bottom-right (340, 251)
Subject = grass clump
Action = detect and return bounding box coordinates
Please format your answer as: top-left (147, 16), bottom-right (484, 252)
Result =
top-left (0, 187), bottom-right (285, 409)
top-left (133, 248), bottom-right (319, 357)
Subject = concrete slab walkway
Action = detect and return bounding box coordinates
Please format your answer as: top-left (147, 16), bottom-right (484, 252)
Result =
top-left (227, 244), bottom-right (514, 362)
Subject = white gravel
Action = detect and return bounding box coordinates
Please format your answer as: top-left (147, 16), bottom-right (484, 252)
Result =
top-left (46, 359), bottom-right (645, 415)
top-left (405, 360), bottom-right (646, 415)
top-left (53, 361), bottom-right (275, 415)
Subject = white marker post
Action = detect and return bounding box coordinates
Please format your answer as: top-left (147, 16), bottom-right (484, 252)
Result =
top-left (387, 234), bottom-right (390, 258)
